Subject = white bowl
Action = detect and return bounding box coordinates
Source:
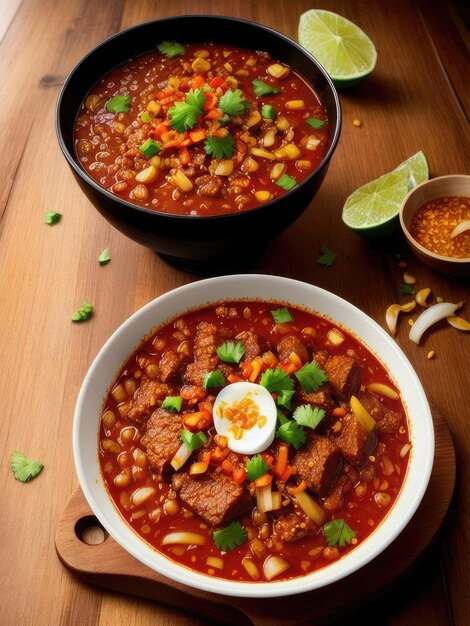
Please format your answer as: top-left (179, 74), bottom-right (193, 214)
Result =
top-left (73, 275), bottom-right (434, 598)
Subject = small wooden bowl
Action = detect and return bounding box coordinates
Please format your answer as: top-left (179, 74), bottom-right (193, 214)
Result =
top-left (399, 175), bottom-right (470, 276)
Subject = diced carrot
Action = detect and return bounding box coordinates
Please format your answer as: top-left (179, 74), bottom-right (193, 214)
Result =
top-left (189, 451), bottom-right (211, 476)
top-left (204, 108), bottom-right (223, 120)
top-left (180, 385), bottom-right (205, 403)
top-left (189, 128), bottom-right (206, 143)
top-left (198, 400), bottom-right (213, 414)
top-left (203, 92), bottom-right (218, 111)
top-left (221, 459), bottom-right (233, 475)
top-left (291, 480), bottom-right (307, 494)
top-left (183, 410), bottom-right (212, 429)
top-left (233, 467), bottom-right (247, 484)
top-left (179, 146), bottom-right (191, 165)
top-left (228, 374), bottom-right (245, 383)
top-left (249, 359), bottom-right (261, 383)
top-left (288, 352), bottom-right (303, 370)
top-left (210, 446), bottom-right (231, 464)
top-left (279, 465), bottom-right (294, 482)
top-left (254, 473), bottom-right (273, 488)
top-left (191, 75), bottom-right (205, 90)
top-left (240, 362), bottom-right (254, 380)
top-left (154, 122), bottom-right (170, 138)
top-left (332, 406), bottom-right (347, 418)
top-left (161, 129), bottom-right (185, 148)
top-left (274, 443), bottom-right (289, 477)
top-left (279, 360), bottom-right (296, 374)
top-left (210, 76), bottom-right (226, 89)
top-left (262, 453), bottom-right (274, 467)
top-left (156, 86), bottom-right (175, 100)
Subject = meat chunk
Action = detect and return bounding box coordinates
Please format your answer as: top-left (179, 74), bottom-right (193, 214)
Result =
top-left (184, 361), bottom-right (214, 387)
top-left (323, 474), bottom-right (354, 513)
top-left (295, 384), bottom-right (335, 417)
top-left (358, 390), bottom-right (403, 434)
top-left (277, 334), bottom-right (309, 364)
top-left (324, 355), bottom-right (360, 401)
top-left (140, 408), bottom-right (183, 478)
top-left (331, 413), bottom-right (378, 467)
top-left (195, 174), bottom-right (222, 196)
top-left (273, 510), bottom-right (317, 543)
top-left (237, 330), bottom-right (268, 363)
top-left (172, 469), bottom-right (251, 526)
top-left (292, 432), bottom-right (342, 496)
top-left (159, 350), bottom-right (184, 383)
top-left (313, 350), bottom-right (329, 369)
top-left (193, 321), bottom-right (220, 363)
top-left (127, 380), bottom-right (174, 425)
top-left (377, 410), bottom-right (402, 434)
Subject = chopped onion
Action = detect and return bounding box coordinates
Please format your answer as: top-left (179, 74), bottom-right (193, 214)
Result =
top-left (294, 491), bottom-right (325, 525)
top-left (409, 302), bottom-right (460, 344)
top-left (386, 301), bottom-right (416, 335)
top-left (170, 441), bottom-right (191, 471)
top-left (206, 556), bottom-right (224, 569)
top-left (263, 555), bottom-right (291, 581)
top-left (242, 557), bottom-right (260, 580)
top-left (161, 532), bottom-right (206, 546)
top-left (271, 491), bottom-right (282, 511)
top-left (256, 484), bottom-right (273, 513)
top-left (327, 328), bottom-right (345, 346)
top-left (131, 487), bottom-right (155, 506)
top-left (447, 315), bottom-right (470, 331)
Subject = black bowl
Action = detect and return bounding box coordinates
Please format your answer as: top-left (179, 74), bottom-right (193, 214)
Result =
top-left (57, 15), bottom-right (341, 273)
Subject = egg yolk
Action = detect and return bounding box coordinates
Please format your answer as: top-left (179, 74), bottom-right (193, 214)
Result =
top-left (216, 394), bottom-right (267, 440)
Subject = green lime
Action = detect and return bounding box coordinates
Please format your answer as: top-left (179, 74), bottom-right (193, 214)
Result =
top-left (342, 152), bottom-right (429, 237)
top-left (298, 9), bottom-right (377, 87)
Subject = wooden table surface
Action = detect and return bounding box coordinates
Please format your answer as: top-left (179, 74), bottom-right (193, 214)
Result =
top-left (1, 1), bottom-right (468, 624)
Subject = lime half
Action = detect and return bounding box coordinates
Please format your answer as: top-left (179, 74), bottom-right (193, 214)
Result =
top-left (298, 9), bottom-right (377, 87)
top-left (342, 152), bottom-right (429, 237)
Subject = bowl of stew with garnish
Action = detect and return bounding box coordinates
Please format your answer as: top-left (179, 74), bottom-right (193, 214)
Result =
top-left (74, 275), bottom-right (434, 597)
top-left (57, 15), bottom-right (341, 272)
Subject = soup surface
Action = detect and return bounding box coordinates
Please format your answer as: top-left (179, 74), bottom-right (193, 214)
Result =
top-left (99, 301), bottom-right (410, 583)
top-left (75, 42), bottom-right (329, 215)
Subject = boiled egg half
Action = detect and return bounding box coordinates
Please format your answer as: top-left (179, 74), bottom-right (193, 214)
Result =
top-left (213, 382), bottom-right (277, 455)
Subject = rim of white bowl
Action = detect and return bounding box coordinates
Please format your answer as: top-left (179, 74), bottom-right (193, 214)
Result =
top-left (73, 274), bottom-right (434, 598)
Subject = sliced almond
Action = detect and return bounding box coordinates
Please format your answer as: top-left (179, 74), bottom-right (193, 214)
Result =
top-left (403, 272), bottom-right (416, 285)
top-left (366, 383), bottom-right (399, 400)
top-left (416, 287), bottom-right (431, 307)
top-left (386, 301), bottom-right (416, 336)
top-left (447, 315), bottom-right (470, 331)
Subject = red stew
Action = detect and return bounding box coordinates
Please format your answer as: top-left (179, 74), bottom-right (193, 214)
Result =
top-left (99, 301), bottom-right (410, 583)
top-left (75, 42), bottom-right (329, 216)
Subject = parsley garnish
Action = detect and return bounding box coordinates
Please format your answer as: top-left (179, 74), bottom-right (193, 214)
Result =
top-left (400, 283), bottom-right (415, 295)
top-left (203, 369), bottom-right (225, 390)
top-left (261, 104), bottom-right (277, 120)
top-left (106, 95), bottom-right (131, 113)
top-left (71, 301), bottom-right (93, 322)
top-left (45, 211), bottom-right (62, 225)
top-left (276, 173), bottom-right (297, 191)
top-left (306, 117), bottom-right (326, 129)
top-left (213, 521), bottom-right (248, 551)
top-left (98, 247), bottom-right (111, 265)
top-left (157, 41), bottom-right (185, 58)
top-left (11, 451), bottom-right (44, 482)
top-left (218, 89), bottom-right (246, 116)
top-left (162, 395), bottom-right (183, 412)
top-left (180, 429), bottom-right (207, 452)
top-left (204, 134), bottom-right (236, 159)
top-left (260, 367), bottom-right (294, 393)
top-left (169, 89), bottom-right (205, 132)
top-left (252, 79), bottom-right (281, 96)
top-left (293, 404), bottom-right (325, 430)
top-left (276, 420), bottom-right (306, 449)
top-left (270, 307), bottom-right (293, 324)
top-left (246, 454), bottom-right (269, 481)
top-left (216, 340), bottom-right (245, 364)
top-left (277, 389), bottom-right (295, 410)
top-left (323, 518), bottom-right (356, 547)
top-left (295, 361), bottom-right (328, 393)
top-left (316, 246), bottom-right (338, 267)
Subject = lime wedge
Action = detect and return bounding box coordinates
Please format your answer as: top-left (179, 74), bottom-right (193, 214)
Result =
top-left (298, 9), bottom-right (377, 87)
top-left (342, 152), bottom-right (429, 237)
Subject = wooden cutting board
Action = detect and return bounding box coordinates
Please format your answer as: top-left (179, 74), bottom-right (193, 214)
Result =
top-left (55, 406), bottom-right (455, 626)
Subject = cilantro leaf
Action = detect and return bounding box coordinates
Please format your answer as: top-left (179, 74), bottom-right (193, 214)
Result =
top-left (71, 301), bottom-right (93, 322)
top-left (11, 451), bottom-right (44, 482)
top-left (203, 369), bottom-right (225, 390)
top-left (45, 211), bottom-right (62, 225)
top-left (246, 454), bottom-right (270, 481)
top-left (293, 404), bottom-right (325, 430)
top-left (213, 521), bottom-right (248, 551)
top-left (169, 88), bottom-right (205, 132)
top-left (98, 247), bottom-right (111, 265)
top-left (218, 89), bottom-right (246, 116)
top-left (252, 79), bottom-right (281, 96)
top-left (306, 117), bottom-right (326, 129)
top-left (157, 41), bottom-right (185, 58)
top-left (162, 395), bottom-right (183, 412)
top-left (277, 389), bottom-right (295, 410)
top-left (270, 307), bottom-right (293, 324)
top-left (276, 174), bottom-right (297, 191)
top-left (323, 518), bottom-right (356, 548)
top-left (295, 361), bottom-right (328, 393)
top-left (216, 340), bottom-right (245, 364)
top-left (106, 95), bottom-right (131, 113)
top-left (261, 104), bottom-right (277, 120)
top-left (260, 367), bottom-right (294, 393)
top-left (316, 246), bottom-right (338, 267)
top-left (204, 134), bottom-right (236, 159)
top-left (276, 420), bottom-right (306, 449)
top-left (180, 429), bottom-right (207, 452)
top-left (400, 283), bottom-right (415, 295)
top-left (276, 408), bottom-right (290, 425)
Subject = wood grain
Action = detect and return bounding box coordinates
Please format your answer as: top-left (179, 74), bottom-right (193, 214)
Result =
top-left (0, 1), bottom-right (468, 625)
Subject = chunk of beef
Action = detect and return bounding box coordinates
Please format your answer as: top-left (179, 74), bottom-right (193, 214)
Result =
top-left (159, 350), bottom-right (184, 383)
top-left (331, 413), bottom-right (378, 467)
top-left (358, 390), bottom-right (384, 420)
top-left (273, 510), bottom-right (317, 543)
top-left (184, 361), bottom-right (214, 387)
top-left (313, 350), bottom-right (329, 369)
top-left (277, 334), bottom-right (309, 364)
top-left (140, 408), bottom-right (183, 478)
top-left (323, 474), bottom-right (354, 513)
top-left (358, 390), bottom-right (403, 434)
top-left (237, 330), bottom-right (268, 363)
top-left (377, 410), bottom-right (402, 434)
top-left (292, 432), bottom-right (342, 496)
top-left (295, 384), bottom-right (335, 417)
top-left (193, 321), bottom-right (220, 363)
top-left (172, 469), bottom-right (251, 526)
top-left (195, 174), bottom-right (222, 196)
top-left (127, 380), bottom-right (174, 425)
top-left (324, 355), bottom-right (360, 401)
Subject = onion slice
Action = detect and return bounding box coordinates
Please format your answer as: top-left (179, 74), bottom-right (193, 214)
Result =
top-left (447, 315), bottom-right (470, 331)
top-left (409, 302), bottom-right (460, 344)
top-left (263, 555), bottom-right (291, 581)
top-left (161, 532), bottom-right (206, 546)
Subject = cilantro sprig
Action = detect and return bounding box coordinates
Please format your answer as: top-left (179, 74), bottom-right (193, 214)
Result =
top-left (157, 41), bottom-right (185, 58)
top-left (11, 451), bottom-right (44, 482)
top-left (203, 369), bottom-right (225, 390)
top-left (316, 246), bottom-right (338, 267)
top-left (98, 247), bottom-right (111, 265)
top-left (213, 521), bottom-right (248, 551)
top-left (180, 429), bottom-right (207, 452)
top-left (106, 95), bottom-right (131, 113)
top-left (204, 134), bottom-right (236, 159)
top-left (260, 367), bottom-right (294, 393)
top-left (216, 340), bottom-right (245, 364)
top-left (295, 361), bottom-right (328, 393)
top-left (276, 420), bottom-right (306, 449)
top-left (252, 79), bottom-right (281, 96)
top-left (218, 89), bottom-right (246, 116)
top-left (169, 89), bottom-right (205, 132)
top-left (246, 454), bottom-right (269, 481)
top-left (323, 519), bottom-right (356, 547)
top-left (276, 389), bottom-right (295, 410)
top-left (71, 301), bottom-right (93, 322)
top-left (270, 307), bottom-right (293, 324)
top-left (292, 404), bottom-right (325, 430)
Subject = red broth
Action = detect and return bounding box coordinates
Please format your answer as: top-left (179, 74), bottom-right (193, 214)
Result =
top-left (99, 301), bottom-right (410, 583)
top-left (75, 43), bottom-right (329, 216)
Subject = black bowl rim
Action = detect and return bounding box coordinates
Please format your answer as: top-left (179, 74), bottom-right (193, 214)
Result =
top-left (56, 14), bottom-right (342, 223)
